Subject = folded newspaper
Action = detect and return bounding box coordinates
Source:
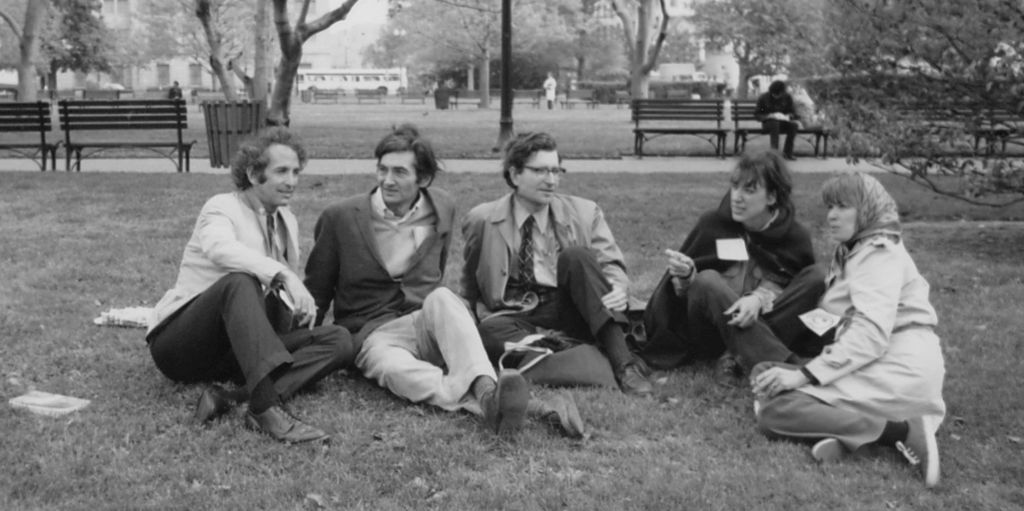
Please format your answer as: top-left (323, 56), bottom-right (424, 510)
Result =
top-left (9, 390), bottom-right (91, 417)
top-left (93, 306), bottom-right (152, 328)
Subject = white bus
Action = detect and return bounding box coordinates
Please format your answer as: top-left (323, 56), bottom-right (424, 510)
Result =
top-left (295, 67), bottom-right (408, 95)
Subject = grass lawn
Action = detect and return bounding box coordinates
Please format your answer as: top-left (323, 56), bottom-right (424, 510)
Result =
top-left (1, 170), bottom-right (1022, 510)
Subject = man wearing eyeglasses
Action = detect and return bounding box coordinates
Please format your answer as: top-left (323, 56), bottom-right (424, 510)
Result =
top-left (304, 125), bottom-right (584, 438)
top-left (461, 132), bottom-right (654, 397)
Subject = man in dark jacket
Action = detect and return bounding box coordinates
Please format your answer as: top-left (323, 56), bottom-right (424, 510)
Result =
top-left (755, 80), bottom-right (799, 160)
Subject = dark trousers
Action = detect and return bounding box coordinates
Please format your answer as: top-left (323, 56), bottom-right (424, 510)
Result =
top-left (478, 247), bottom-right (630, 368)
top-left (758, 390), bottom-right (885, 452)
top-left (686, 264), bottom-right (826, 371)
top-left (762, 119), bottom-right (797, 156)
top-left (147, 273), bottom-right (355, 399)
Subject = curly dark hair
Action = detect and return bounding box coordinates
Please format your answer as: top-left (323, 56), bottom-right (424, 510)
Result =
top-left (373, 124), bottom-right (441, 186)
top-left (500, 132), bottom-right (560, 188)
top-left (230, 127), bottom-right (308, 190)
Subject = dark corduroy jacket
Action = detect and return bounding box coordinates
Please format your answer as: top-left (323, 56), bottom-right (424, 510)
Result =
top-left (304, 187), bottom-right (455, 348)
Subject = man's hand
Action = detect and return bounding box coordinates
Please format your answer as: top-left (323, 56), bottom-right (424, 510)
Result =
top-left (751, 366), bottom-right (809, 399)
top-left (724, 295), bottom-right (761, 328)
top-left (601, 285), bottom-right (629, 312)
top-left (280, 271), bottom-right (317, 328)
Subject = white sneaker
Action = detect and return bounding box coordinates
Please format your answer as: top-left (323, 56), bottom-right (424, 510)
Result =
top-left (811, 438), bottom-right (846, 463)
top-left (895, 416), bottom-right (940, 488)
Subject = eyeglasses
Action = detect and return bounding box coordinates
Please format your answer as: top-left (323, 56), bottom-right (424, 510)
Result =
top-left (522, 165), bottom-right (567, 177)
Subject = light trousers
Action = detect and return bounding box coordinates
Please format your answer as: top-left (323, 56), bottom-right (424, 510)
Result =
top-left (356, 287), bottom-right (496, 415)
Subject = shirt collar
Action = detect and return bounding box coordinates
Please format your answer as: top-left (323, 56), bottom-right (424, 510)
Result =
top-left (371, 187), bottom-right (423, 222)
top-left (752, 209), bottom-right (780, 232)
top-left (512, 196), bottom-right (550, 233)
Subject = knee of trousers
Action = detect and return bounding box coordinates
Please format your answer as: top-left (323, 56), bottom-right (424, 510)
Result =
top-left (216, 272), bottom-right (264, 299)
top-left (556, 246), bottom-right (601, 276)
top-left (422, 287), bottom-right (466, 314)
top-left (323, 326), bottom-right (358, 369)
top-left (755, 395), bottom-right (794, 436)
top-left (690, 269), bottom-right (729, 298)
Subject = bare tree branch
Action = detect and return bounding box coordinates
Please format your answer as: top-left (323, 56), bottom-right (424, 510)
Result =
top-left (302, 0), bottom-right (358, 40)
top-left (432, 0), bottom-right (499, 14)
top-left (0, 9), bottom-right (23, 39)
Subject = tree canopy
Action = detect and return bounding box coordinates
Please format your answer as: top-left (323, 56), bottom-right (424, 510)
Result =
top-left (811, 0), bottom-right (1024, 205)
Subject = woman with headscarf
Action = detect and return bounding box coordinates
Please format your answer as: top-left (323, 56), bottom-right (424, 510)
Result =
top-left (751, 171), bottom-right (946, 488)
top-left (641, 149), bottom-right (827, 378)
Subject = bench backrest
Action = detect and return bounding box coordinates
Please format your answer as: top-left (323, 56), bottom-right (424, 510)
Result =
top-left (0, 101), bottom-right (52, 133)
top-left (513, 89), bottom-right (541, 100)
top-left (59, 100), bottom-right (187, 148)
top-left (730, 100), bottom-right (761, 127)
top-left (632, 99), bottom-right (724, 126)
top-left (355, 89), bottom-right (383, 97)
top-left (82, 89), bottom-right (123, 100)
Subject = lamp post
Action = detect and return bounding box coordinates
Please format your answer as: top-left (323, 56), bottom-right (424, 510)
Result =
top-left (494, 0), bottom-right (513, 151)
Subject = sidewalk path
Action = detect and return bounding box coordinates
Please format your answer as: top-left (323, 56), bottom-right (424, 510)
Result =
top-left (0, 156), bottom-right (882, 174)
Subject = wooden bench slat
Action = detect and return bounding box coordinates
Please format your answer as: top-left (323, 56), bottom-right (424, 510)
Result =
top-left (631, 99), bottom-right (726, 157)
top-left (59, 99), bottom-right (194, 172)
top-left (0, 101), bottom-right (58, 170)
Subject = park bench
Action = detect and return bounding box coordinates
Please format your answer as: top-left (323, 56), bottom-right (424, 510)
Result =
top-left (631, 99), bottom-right (728, 158)
top-left (400, 91), bottom-right (427, 104)
top-left (356, 89), bottom-right (385, 104)
top-left (561, 89), bottom-right (598, 109)
top-left (312, 89), bottom-right (342, 103)
top-left (59, 99), bottom-right (196, 172)
top-left (731, 100), bottom-right (830, 157)
top-left (513, 89), bottom-right (542, 108)
top-left (965, 106), bottom-right (1024, 155)
top-left (0, 101), bottom-right (60, 171)
top-left (82, 89), bottom-right (124, 100)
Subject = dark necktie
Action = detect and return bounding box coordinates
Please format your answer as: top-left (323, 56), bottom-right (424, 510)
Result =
top-left (266, 212), bottom-right (280, 261)
top-left (518, 215), bottom-right (536, 287)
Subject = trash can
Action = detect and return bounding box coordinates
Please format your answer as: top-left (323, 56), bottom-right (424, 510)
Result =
top-left (201, 100), bottom-right (266, 168)
top-left (433, 87), bottom-right (451, 110)
top-left (300, 89), bottom-right (311, 103)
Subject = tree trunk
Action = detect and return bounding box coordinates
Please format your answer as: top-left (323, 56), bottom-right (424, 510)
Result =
top-left (16, 0), bottom-right (46, 102)
top-left (467, 64), bottom-right (475, 91)
top-left (196, 0), bottom-right (238, 100)
top-left (479, 48), bottom-right (490, 108)
top-left (267, 36), bottom-right (301, 126)
top-left (47, 69), bottom-right (57, 100)
top-left (253, 0), bottom-right (269, 101)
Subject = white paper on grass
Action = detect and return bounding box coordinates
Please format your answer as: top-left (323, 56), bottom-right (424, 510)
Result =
top-left (799, 308), bottom-right (842, 337)
top-left (9, 390), bottom-right (91, 417)
top-left (716, 238), bottom-right (750, 261)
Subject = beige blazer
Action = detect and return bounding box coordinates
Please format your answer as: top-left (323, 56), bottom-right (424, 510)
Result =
top-left (147, 192), bottom-right (299, 334)
top-left (460, 192), bottom-right (629, 320)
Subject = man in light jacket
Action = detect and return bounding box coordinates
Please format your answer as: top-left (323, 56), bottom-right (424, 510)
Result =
top-left (146, 128), bottom-right (354, 444)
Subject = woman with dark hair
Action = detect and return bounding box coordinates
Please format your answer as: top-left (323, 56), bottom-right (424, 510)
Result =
top-left (751, 171), bottom-right (945, 488)
top-left (641, 149), bottom-right (826, 378)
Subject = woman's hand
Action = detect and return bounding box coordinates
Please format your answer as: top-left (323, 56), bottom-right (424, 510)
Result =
top-left (725, 295), bottom-right (761, 328)
top-left (751, 366), bottom-right (809, 399)
top-left (664, 249), bottom-right (694, 279)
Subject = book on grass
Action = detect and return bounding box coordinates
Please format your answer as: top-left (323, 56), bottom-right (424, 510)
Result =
top-left (9, 390), bottom-right (91, 417)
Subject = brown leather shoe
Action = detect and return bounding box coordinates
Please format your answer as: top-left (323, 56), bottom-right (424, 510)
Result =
top-left (193, 384), bottom-right (233, 424)
top-left (528, 392), bottom-right (585, 438)
top-left (244, 405), bottom-right (330, 444)
top-left (480, 369), bottom-right (530, 435)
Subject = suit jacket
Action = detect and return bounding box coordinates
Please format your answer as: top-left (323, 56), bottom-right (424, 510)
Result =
top-left (148, 192), bottom-right (298, 334)
top-left (304, 187), bottom-right (455, 346)
top-left (460, 192), bottom-right (629, 319)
